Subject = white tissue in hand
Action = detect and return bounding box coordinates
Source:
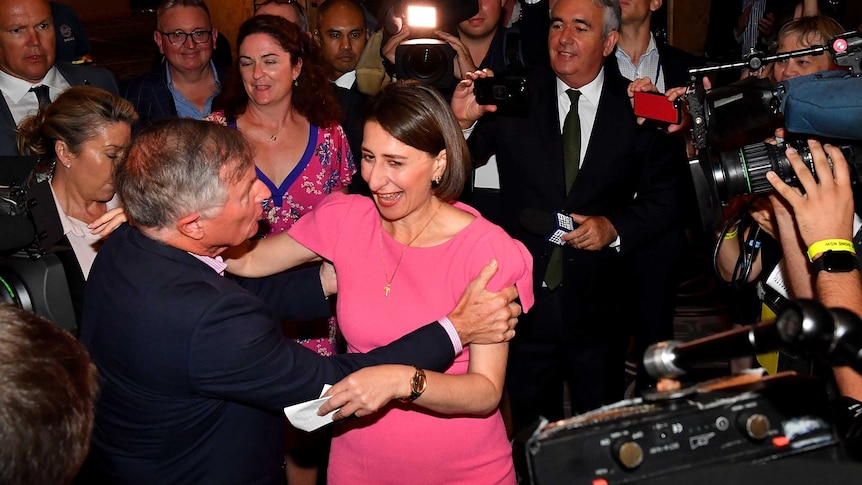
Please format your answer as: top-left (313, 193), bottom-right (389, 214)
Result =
top-left (283, 384), bottom-right (338, 432)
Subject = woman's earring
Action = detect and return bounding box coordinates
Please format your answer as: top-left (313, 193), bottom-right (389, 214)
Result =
top-left (431, 175), bottom-right (442, 188)
top-left (293, 78), bottom-right (298, 87)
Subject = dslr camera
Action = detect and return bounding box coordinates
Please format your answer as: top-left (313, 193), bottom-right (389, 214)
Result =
top-left (388, 0), bottom-right (478, 90)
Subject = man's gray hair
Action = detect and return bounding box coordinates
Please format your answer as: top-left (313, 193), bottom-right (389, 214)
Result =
top-left (596, 0), bottom-right (621, 37)
top-left (156, 0), bottom-right (213, 30)
top-left (547, 0), bottom-right (621, 37)
top-left (115, 119), bottom-right (254, 230)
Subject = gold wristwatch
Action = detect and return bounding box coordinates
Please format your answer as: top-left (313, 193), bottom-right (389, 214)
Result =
top-left (400, 367), bottom-right (427, 402)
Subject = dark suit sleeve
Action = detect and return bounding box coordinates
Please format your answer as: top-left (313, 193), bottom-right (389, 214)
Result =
top-left (235, 266), bottom-right (331, 322)
top-left (607, 128), bottom-right (680, 253)
top-left (467, 116), bottom-right (497, 170)
top-left (188, 288), bottom-right (455, 411)
top-left (85, 65), bottom-right (119, 94)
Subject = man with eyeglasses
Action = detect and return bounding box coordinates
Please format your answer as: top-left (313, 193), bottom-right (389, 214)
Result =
top-left (121, 0), bottom-right (224, 129)
top-left (0, 0), bottom-right (117, 155)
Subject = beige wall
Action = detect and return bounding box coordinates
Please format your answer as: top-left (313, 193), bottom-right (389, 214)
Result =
top-left (667, 0), bottom-right (711, 56)
top-left (207, 0), bottom-right (317, 59)
top-left (208, 0), bottom-right (252, 57)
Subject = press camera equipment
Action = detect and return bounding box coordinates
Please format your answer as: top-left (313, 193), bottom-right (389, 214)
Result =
top-left (643, 300), bottom-right (862, 381)
top-left (387, 0), bottom-right (478, 90)
top-left (0, 157), bottom-right (80, 334)
top-left (520, 300), bottom-right (862, 484)
top-left (679, 31), bottom-right (862, 232)
top-left (711, 140), bottom-right (860, 204)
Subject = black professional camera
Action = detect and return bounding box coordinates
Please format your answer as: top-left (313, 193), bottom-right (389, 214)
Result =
top-left (683, 31), bottom-right (862, 231)
top-left (0, 157), bottom-right (80, 334)
top-left (386, 0), bottom-right (478, 90)
top-left (395, 38), bottom-right (457, 89)
top-left (698, 140), bottom-right (862, 206)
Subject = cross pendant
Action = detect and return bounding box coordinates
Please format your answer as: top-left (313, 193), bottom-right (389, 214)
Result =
top-left (384, 284), bottom-right (391, 297)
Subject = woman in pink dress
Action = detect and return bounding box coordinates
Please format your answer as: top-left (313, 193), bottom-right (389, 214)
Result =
top-left (226, 81), bottom-right (533, 484)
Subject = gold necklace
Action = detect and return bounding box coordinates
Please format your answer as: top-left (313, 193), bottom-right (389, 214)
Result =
top-left (379, 205), bottom-right (440, 296)
top-left (269, 124), bottom-right (286, 142)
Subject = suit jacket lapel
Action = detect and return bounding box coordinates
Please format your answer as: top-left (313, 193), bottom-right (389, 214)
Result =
top-left (0, 93), bottom-right (17, 155)
top-left (566, 70), bottom-right (629, 207)
top-left (55, 62), bottom-right (89, 87)
top-left (535, 68), bottom-right (566, 200)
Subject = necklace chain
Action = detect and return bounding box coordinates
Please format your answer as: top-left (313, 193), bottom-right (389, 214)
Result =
top-left (269, 124), bottom-right (285, 142)
top-left (379, 205), bottom-right (440, 296)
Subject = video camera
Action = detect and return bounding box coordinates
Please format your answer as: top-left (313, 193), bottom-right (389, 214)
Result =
top-left (384, 0), bottom-right (478, 90)
top-left (0, 157), bottom-right (80, 334)
top-left (665, 31), bottom-right (862, 232)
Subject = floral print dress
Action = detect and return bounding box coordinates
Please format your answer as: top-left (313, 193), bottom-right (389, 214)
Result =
top-left (207, 110), bottom-right (356, 355)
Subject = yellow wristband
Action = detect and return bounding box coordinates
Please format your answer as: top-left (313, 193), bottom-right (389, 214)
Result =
top-left (807, 239), bottom-right (856, 261)
top-left (723, 228), bottom-right (739, 240)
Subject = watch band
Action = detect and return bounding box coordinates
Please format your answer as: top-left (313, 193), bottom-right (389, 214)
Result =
top-left (812, 250), bottom-right (858, 273)
top-left (399, 367), bottom-right (427, 402)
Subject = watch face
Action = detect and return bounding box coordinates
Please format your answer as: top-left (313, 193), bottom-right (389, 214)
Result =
top-left (414, 371), bottom-right (427, 395)
top-left (814, 250), bottom-right (858, 273)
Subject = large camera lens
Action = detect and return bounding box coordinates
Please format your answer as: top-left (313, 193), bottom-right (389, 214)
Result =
top-left (395, 39), bottom-right (457, 90)
top-left (714, 142), bottom-right (861, 202)
top-left (406, 46), bottom-right (445, 78)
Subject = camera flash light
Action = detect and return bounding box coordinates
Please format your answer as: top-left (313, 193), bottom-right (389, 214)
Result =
top-left (406, 5), bottom-right (437, 28)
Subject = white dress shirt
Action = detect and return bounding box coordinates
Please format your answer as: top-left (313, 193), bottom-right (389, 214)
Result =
top-left (614, 33), bottom-right (666, 92)
top-left (556, 67), bottom-right (604, 167)
top-left (0, 66), bottom-right (71, 125)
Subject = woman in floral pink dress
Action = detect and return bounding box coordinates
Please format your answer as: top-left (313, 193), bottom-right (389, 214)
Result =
top-left (209, 15), bottom-right (354, 356)
top-left (208, 15), bottom-right (354, 485)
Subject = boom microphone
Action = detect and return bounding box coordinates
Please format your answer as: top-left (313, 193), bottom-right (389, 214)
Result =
top-left (0, 214), bottom-right (37, 253)
top-left (643, 300), bottom-right (837, 379)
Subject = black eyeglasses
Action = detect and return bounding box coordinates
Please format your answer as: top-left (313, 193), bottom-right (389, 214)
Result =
top-left (254, 0), bottom-right (296, 12)
top-left (159, 30), bottom-right (213, 46)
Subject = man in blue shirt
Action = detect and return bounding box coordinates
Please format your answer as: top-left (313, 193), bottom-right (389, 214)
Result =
top-left (121, 0), bottom-right (223, 128)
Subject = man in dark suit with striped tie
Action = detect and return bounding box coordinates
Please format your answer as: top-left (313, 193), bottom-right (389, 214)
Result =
top-left (0, 0), bottom-right (117, 156)
top-left (453, 0), bottom-right (680, 435)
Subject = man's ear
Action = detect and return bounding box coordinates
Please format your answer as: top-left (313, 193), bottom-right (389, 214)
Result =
top-left (602, 30), bottom-right (619, 58)
top-left (211, 29), bottom-right (219, 50)
top-left (177, 212), bottom-right (204, 240)
top-left (650, 0), bottom-right (663, 14)
top-left (154, 30), bottom-right (165, 55)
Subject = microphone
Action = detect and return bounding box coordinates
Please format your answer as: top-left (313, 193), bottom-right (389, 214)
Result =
top-left (643, 300), bottom-right (837, 379)
top-left (519, 209), bottom-right (577, 246)
top-left (0, 214), bottom-right (36, 253)
top-left (781, 72), bottom-right (862, 140)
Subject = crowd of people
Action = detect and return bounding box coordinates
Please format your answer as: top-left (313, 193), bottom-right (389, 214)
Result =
top-left (1, 0), bottom-right (861, 482)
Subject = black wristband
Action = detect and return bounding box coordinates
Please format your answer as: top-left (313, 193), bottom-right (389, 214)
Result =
top-left (812, 250), bottom-right (857, 273)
